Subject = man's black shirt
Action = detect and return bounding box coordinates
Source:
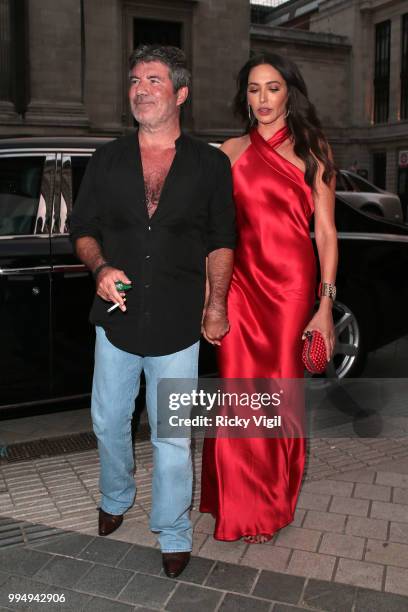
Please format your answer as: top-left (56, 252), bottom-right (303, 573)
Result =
top-left (70, 131), bottom-right (236, 356)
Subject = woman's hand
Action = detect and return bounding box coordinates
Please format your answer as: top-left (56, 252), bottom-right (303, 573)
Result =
top-left (302, 301), bottom-right (335, 361)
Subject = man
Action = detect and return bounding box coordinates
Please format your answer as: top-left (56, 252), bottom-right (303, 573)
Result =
top-left (70, 45), bottom-right (235, 578)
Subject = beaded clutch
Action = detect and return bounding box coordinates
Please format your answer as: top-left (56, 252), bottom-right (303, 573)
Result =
top-left (302, 330), bottom-right (327, 374)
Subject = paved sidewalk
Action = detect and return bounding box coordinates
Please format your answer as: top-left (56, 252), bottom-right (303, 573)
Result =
top-left (1, 320), bottom-right (407, 610)
top-left (1, 526), bottom-right (408, 611)
top-left (1, 439), bottom-right (408, 610)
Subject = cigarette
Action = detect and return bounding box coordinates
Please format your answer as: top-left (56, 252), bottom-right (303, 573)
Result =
top-left (107, 297), bottom-right (126, 313)
top-left (107, 303), bottom-right (120, 313)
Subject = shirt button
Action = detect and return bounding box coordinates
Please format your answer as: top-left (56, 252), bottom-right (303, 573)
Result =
top-left (145, 255), bottom-right (150, 259)
top-left (148, 226), bottom-right (151, 231)
top-left (144, 284), bottom-right (150, 289)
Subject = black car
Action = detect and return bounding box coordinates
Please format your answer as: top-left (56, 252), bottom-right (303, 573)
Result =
top-left (1, 137), bottom-right (408, 411)
top-left (319, 205), bottom-right (408, 377)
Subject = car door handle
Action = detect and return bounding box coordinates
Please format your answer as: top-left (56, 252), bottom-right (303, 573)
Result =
top-left (52, 264), bottom-right (88, 272)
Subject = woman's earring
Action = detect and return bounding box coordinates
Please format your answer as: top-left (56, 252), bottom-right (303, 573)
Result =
top-left (248, 104), bottom-right (255, 124)
top-left (285, 108), bottom-right (291, 119)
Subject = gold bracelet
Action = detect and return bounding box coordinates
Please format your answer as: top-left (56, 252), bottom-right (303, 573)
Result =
top-left (319, 282), bottom-right (336, 301)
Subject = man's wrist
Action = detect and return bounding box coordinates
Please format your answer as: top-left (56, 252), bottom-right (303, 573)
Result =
top-left (93, 262), bottom-right (110, 280)
top-left (205, 304), bottom-right (227, 316)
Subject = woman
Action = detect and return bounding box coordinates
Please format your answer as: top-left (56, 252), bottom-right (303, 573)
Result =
top-left (200, 53), bottom-right (338, 543)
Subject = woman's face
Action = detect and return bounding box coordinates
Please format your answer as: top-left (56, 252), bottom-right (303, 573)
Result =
top-left (247, 63), bottom-right (288, 126)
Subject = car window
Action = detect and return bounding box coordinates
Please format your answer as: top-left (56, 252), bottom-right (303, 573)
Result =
top-left (334, 195), bottom-right (407, 233)
top-left (0, 156), bottom-right (45, 236)
top-left (345, 173), bottom-right (379, 193)
top-left (71, 156), bottom-right (91, 203)
top-left (336, 173), bottom-right (349, 191)
top-left (58, 155), bottom-right (91, 234)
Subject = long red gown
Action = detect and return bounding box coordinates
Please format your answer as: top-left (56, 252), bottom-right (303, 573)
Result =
top-left (200, 126), bottom-right (316, 540)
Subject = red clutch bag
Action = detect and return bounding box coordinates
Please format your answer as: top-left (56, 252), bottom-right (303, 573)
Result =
top-left (302, 330), bottom-right (327, 374)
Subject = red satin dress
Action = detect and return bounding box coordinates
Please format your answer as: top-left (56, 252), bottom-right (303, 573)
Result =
top-left (200, 126), bottom-right (316, 540)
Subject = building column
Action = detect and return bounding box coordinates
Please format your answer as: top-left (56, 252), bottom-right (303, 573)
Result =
top-left (24, 0), bottom-right (89, 128)
top-left (0, 0), bottom-right (22, 125)
top-left (192, 0), bottom-right (250, 139)
top-left (389, 14), bottom-right (401, 122)
top-left (387, 148), bottom-right (397, 194)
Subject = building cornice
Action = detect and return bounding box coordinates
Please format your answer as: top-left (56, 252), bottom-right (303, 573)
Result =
top-left (325, 121), bottom-right (408, 144)
top-left (359, 0), bottom-right (402, 14)
top-left (250, 24), bottom-right (351, 49)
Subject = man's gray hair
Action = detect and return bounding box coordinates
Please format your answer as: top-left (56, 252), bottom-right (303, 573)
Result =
top-left (128, 45), bottom-right (191, 92)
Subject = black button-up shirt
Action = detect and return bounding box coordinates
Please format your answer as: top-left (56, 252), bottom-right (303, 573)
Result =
top-left (70, 131), bottom-right (236, 356)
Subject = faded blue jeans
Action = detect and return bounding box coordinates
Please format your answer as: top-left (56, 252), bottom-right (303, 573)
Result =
top-left (91, 326), bottom-right (199, 552)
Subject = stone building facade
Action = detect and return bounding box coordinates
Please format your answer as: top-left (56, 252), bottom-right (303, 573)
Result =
top-left (263, 0), bottom-right (408, 211)
top-left (0, 0), bottom-right (407, 207)
top-left (251, 24), bottom-right (351, 154)
top-left (0, 0), bottom-right (250, 140)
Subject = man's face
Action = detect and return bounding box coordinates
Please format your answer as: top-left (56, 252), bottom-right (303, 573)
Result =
top-left (129, 60), bottom-right (188, 129)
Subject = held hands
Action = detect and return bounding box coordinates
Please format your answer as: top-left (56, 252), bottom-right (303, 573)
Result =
top-left (202, 306), bottom-right (230, 346)
top-left (96, 266), bottom-right (131, 312)
top-left (302, 302), bottom-right (335, 361)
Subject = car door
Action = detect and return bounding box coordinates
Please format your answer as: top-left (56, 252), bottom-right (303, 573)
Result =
top-left (0, 152), bottom-right (55, 407)
top-left (335, 197), bottom-right (408, 353)
top-left (50, 152), bottom-right (95, 398)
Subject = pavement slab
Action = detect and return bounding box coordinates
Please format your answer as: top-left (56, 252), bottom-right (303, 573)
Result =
top-left (118, 544), bottom-right (163, 575)
top-left (203, 561), bottom-right (258, 594)
top-left (117, 572), bottom-right (176, 607)
top-left (33, 555), bottom-right (93, 589)
top-left (218, 592), bottom-right (271, 611)
top-left (301, 579), bottom-right (357, 612)
top-left (252, 570), bottom-right (305, 603)
top-left (165, 582), bottom-right (223, 612)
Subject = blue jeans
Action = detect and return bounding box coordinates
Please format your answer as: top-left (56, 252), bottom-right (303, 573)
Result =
top-left (91, 326), bottom-right (199, 552)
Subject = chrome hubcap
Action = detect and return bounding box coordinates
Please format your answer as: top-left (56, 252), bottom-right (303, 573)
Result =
top-left (326, 300), bottom-right (360, 378)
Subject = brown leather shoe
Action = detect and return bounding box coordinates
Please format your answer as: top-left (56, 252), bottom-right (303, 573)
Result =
top-left (98, 508), bottom-right (123, 536)
top-left (162, 551), bottom-right (191, 578)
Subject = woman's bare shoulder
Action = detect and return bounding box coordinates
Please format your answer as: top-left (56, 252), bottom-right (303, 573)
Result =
top-left (220, 135), bottom-right (251, 166)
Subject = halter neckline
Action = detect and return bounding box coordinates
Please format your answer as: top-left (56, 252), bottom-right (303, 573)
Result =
top-left (252, 126), bottom-right (290, 150)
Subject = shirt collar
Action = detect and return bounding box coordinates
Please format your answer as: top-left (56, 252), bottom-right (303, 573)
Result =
top-left (134, 128), bottom-right (186, 151)
top-left (175, 132), bottom-right (186, 151)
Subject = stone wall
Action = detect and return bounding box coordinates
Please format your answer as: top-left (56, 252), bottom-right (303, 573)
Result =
top-left (25, 0), bottom-right (88, 130)
top-left (251, 26), bottom-right (351, 132)
top-left (308, 0), bottom-right (408, 196)
top-left (251, 25), bottom-right (351, 169)
top-left (192, 0), bottom-right (250, 138)
top-left (82, 0), bottom-right (123, 133)
top-left (0, 0), bottom-right (250, 138)
top-left (0, 0), bottom-right (406, 198)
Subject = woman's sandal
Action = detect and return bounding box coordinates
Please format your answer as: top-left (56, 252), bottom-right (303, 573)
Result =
top-left (243, 534), bottom-right (272, 544)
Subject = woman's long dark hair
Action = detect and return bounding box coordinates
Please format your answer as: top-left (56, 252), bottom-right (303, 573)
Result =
top-left (234, 52), bottom-right (336, 189)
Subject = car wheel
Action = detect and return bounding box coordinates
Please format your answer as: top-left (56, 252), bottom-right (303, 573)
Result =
top-left (361, 204), bottom-right (384, 217)
top-left (324, 299), bottom-right (368, 378)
